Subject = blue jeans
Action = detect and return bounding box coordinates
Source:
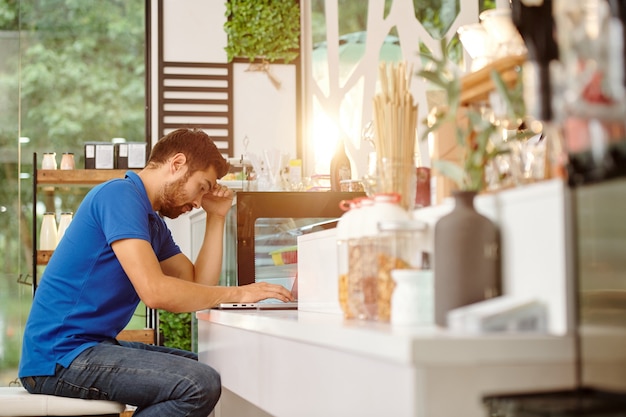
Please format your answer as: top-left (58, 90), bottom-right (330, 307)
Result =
top-left (20, 339), bottom-right (221, 417)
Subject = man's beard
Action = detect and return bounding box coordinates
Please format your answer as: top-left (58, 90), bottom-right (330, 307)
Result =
top-left (158, 175), bottom-right (193, 219)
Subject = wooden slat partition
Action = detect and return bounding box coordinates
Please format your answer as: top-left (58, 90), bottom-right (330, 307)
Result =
top-left (159, 61), bottom-right (234, 156)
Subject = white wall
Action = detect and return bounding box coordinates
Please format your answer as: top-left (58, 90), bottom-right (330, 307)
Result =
top-left (232, 62), bottom-right (297, 160)
top-left (152, 0), bottom-right (298, 162)
top-left (162, 0), bottom-right (227, 63)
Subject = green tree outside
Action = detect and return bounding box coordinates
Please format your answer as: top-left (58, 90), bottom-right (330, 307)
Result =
top-left (0, 0), bottom-right (145, 383)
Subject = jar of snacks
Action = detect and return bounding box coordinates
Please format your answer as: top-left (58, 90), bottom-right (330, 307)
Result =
top-left (345, 193), bottom-right (409, 321)
top-left (336, 198), bottom-right (360, 319)
top-left (377, 219), bottom-right (426, 268)
top-left (376, 219), bottom-right (427, 322)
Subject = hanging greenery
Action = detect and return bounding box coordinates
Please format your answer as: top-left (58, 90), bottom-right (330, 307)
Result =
top-left (224, 0), bottom-right (300, 63)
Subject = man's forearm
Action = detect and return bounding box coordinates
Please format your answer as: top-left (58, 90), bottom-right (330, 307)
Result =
top-left (193, 212), bottom-right (227, 286)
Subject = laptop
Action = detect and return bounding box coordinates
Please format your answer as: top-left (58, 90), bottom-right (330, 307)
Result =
top-left (216, 275), bottom-right (298, 310)
top-left (217, 300), bottom-right (298, 310)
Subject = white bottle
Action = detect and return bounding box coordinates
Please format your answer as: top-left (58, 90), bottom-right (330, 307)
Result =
top-left (40, 212), bottom-right (58, 250)
top-left (41, 152), bottom-right (57, 170)
top-left (57, 211), bottom-right (73, 244)
top-left (60, 152), bottom-right (75, 170)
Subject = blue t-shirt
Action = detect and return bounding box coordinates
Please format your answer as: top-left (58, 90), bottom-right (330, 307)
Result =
top-left (19, 171), bottom-right (181, 377)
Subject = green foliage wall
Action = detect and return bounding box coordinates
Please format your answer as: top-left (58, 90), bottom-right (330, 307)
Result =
top-left (224, 0), bottom-right (300, 63)
top-left (159, 311), bottom-right (192, 352)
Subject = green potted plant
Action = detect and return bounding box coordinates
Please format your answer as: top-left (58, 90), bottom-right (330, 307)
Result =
top-left (417, 38), bottom-right (531, 325)
top-left (418, 38), bottom-right (531, 191)
top-left (224, 0), bottom-right (300, 64)
top-left (419, 39), bottom-right (492, 191)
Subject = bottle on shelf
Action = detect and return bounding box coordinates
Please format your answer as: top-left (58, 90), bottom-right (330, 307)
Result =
top-left (511, 0), bottom-right (559, 122)
top-left (41, 152), bottom-right (57, 170)
top-left (40, 212), bottom-right (58, 251)
top-left (60, 152), bottom-right (75, 170)
top-left (330, 138), bottom-right (352, 192)
top-left (57, 211), bottom-right (73, 243)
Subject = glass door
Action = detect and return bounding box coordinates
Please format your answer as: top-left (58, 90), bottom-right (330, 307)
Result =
top-left (0, 0), bottom-right (147, 386)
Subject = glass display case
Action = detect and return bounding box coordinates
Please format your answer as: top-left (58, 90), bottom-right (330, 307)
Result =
top-left (186, 191), bottom-right (364, 289)
top-left (235, 192), bottom-right (364, 286)
top-left (249, 216), bottom-right (338, 291)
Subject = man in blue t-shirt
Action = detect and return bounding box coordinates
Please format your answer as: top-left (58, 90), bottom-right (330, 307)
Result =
top-left (19, 128), bottom-right (293, 417)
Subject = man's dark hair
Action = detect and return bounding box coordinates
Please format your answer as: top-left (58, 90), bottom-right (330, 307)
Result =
top-left (147, 128), bottom-right (229, 178)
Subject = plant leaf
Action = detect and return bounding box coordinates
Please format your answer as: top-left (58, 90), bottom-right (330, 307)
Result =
top-left (432, 159), bottom-right (466, 189)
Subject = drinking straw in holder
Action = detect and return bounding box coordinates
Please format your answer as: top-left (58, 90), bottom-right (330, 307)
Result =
top-left (372, 61), bottom-right (419, 211)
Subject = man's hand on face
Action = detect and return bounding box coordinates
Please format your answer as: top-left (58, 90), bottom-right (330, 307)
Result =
top-left (201, 183), bottom-right (235, 218)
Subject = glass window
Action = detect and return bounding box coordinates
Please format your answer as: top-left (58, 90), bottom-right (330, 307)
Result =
top-left (307, 0), bottom-right (495, 178)
top-left (0, 0), bottom-right (146, 385)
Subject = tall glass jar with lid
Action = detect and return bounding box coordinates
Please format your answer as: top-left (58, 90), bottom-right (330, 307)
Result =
top-left (346, 193), bottom-right (409, 321)
top-left (336, 197), bottom-right (362, 319)
top-left (377, 219), bottom-right (430, 324)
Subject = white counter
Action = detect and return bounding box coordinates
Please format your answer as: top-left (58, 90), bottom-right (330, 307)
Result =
top-left (197, 309), bottom-right (577, 417)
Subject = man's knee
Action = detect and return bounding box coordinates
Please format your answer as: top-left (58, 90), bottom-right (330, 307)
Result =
top-left (192, 365), bottom-right (221, 413)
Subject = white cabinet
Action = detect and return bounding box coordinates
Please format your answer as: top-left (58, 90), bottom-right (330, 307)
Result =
top-left (197, 309), bottom-right (577, 417)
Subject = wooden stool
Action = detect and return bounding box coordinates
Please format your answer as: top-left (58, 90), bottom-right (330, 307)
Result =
top-left (0, 386), bottom-right (126, 416)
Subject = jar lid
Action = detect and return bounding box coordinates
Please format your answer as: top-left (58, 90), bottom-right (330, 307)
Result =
top-left (373, 193), bottom-right (401, 203)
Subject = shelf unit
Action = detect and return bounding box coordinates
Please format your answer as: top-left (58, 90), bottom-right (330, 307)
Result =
top-left (460, 53), bottom-right (526, 106)
top-left (32, 155), bottom-right (136, 288)
top-left (428, 54), bottom-right (528, 204)
top-left (31, 153), bottom-right (156, 344)
top-left (33, 170), bottom-right (134, 269)
top-left (37, 168), bottom-right (133, 185)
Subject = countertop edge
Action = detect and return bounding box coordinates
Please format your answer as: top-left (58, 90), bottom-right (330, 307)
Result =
top-left (196, 309), bottom-right (576, 366)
